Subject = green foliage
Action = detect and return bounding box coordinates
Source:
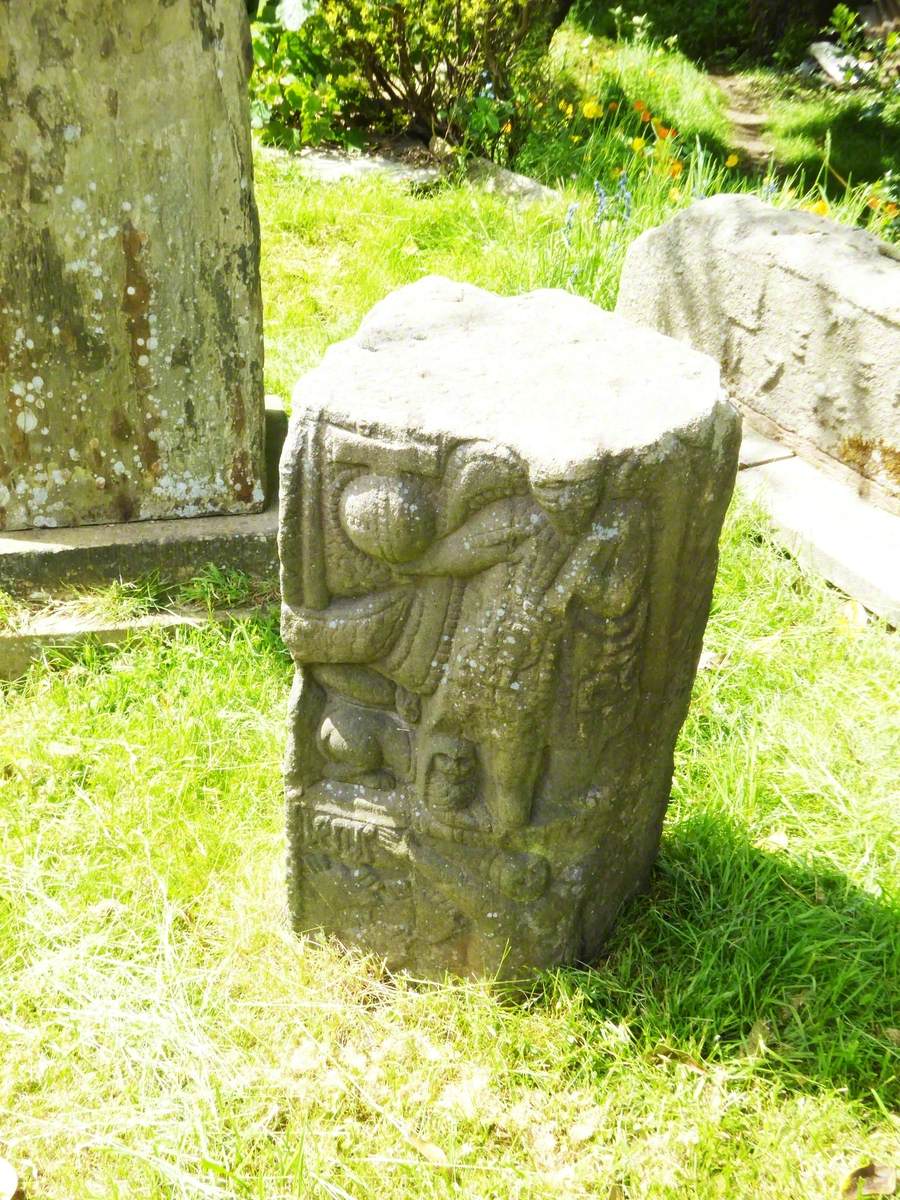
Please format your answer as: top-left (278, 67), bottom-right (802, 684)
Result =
top-left (741, 66), bottom-right (900, 203)
top-left (0, 588), bottom-right (23, 631)
top-left (249, 5), bottom-right (352, 151)
top-left (825, 2), bottom-right (900, 94)
top-left (574, 0), bottom-right (836, 65)
top-left (249, 0), bottom-right (571, 159)
top-left (175, 564), bottom-right (277, 611)
top-left (2, 495), bottom-right (898, 1197)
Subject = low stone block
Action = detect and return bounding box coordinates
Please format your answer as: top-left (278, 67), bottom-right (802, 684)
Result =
top-left (616, 194), bottom-right (900, 512)
top-left (279, 276), bottom-right (740, 978)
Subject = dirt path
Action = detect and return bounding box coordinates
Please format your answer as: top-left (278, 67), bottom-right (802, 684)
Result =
top-left (711, 74), bottom-right (773, 169)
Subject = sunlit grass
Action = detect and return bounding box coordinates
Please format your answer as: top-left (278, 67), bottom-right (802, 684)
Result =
top-left (1, 33), bottom-right (898, 1199)
top-left (1, 496), bottom-right (897, 1199)
top-left (739, 70), bottom-right (900, 194)
top-left (257, 136), bottom-right (883, 401)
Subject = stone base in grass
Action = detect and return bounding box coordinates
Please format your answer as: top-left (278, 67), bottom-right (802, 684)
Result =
top-left (0, 399), bottom-right (287, 598)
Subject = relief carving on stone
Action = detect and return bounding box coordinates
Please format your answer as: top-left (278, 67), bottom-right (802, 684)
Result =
top-left (279, 277), bottom-right (740, 978)
top-left (282, 417), bottom-right (659, 975)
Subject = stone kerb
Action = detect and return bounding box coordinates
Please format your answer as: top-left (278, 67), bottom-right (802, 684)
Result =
top-left (616, 194), bottom-right (900, 513)
top-left (278, 276), bottom-right (740, 978)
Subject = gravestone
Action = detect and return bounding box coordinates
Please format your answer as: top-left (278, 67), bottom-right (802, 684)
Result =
top-left (279, 276), bottom-right (740, 978)
top-left (0, 2), bottom-right (264, 531)
top-left (617, 194), bottom-right (900, 513)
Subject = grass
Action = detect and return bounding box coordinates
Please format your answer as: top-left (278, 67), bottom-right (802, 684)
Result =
top-left (1, 498), bottom-right (898, 1199)
top-left (257, 26), bottom-right (899, 402)
top-left (739, 71), bottom-right (900, 194)
top-left (0, 569), bottom-right (277, 637)
top-left (256, 151), bottom-right (879, 405)
top-left (545, 29), bottom-right (734, 156)
top-left (3, 34), bottom-right (899, 1199)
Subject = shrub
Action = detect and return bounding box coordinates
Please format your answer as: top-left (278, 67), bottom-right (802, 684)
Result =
top-left (250, 4), bottom-right (352, 150)
top-left (249, 0), bottom-right (575, 158)
top-left (825, 2), bottom-right (900, 90)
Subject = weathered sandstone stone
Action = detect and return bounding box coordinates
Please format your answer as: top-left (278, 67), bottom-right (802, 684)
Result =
top-left (0, 1), bottom-right (264, 530)
top-left (279, 276), bottom-right (740, 978)
top-left (616, 194), bottom-right (900, 512)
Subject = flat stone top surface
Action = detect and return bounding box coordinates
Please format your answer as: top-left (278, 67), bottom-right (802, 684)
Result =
top-left (660, 194), bottom-right (900, 323)
top-left (291, 276), bottom-right (725, 479)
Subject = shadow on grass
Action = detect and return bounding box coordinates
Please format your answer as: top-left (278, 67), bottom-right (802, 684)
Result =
top-left (543, 811), bottom-right (898, 1107)
top-left (770, 101), bottom-right (900, 192)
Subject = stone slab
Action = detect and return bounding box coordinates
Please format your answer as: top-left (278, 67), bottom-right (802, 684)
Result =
top-left (740, 427), bottom-right (795, 469)
top-left (465, 158), bottom-right (559, 203)
top-left (616, 194), bottom-right (900, 511)
top-left (0, 506), bottom-right (279, 596)
top-left (738, 453), bottom-right (900, 626)
top-left (266, 143), bottom-right (558, 204)
top-left (0, 397), bottom-right (287, 596)
top-left (294, 147), bottom-right (442, 188)
top-left (0, 605), bottom-right (277, 681)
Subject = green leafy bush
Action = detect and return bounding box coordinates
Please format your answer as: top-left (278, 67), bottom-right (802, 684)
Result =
top-left (825, 3), bottom-right (900, 91)
top-left (249, 0), bottom-right (574, 158)
top-left (250, 4), bottom-right (352, 150)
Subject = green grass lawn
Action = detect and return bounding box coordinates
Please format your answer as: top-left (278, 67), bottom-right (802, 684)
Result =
top-left (2, 495), bottom-right (897, 1199)
top-left (256, 156), bottom-right (878, 406)
top-left (740, 71), bottom-right (900, 195)
top-left (256, 29), bottom-right (898, 402)
top-left (3, 43), bottom-right (900, 1197)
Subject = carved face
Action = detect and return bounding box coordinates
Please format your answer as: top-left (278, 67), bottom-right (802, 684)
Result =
top-left (529, 473), bottom-right (601, 535)
top-left (339, 474), bottom-right (435, 564)
top-left (424, 738), bottom-right (477, 811)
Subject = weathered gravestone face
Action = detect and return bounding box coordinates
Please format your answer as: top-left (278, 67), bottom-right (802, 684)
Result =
top-left (0, 1), bottom-right (264, 530)
top-left (617, 194), bottom-right (900, 513)
top-left (279, 276), bottom-right (740, 978)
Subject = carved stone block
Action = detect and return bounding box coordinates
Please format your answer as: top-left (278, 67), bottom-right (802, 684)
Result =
top-left (279, 276), bottom-right (740, 978)
top-left (617, 194), bottom-right (900, 513)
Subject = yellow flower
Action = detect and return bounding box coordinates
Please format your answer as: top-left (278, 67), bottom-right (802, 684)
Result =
top-left (885, 201), bottom-right (899, 219)
top-left (725, 153), bottom-right (739, 168)
top-left (802, 198), bottom-right (829, 217)
top-left (582, 98), bottom-right (603, 119)
top-left (558, 100), bottom-right (574, 119)
top-left (631, 136), bottom-right (646, 152)
top-left (571, 134), bottom-right (583, 143)
top-left (669, 187), bottom-right (682, 202)
top-left (668, 160), bottom-right (683, 178)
